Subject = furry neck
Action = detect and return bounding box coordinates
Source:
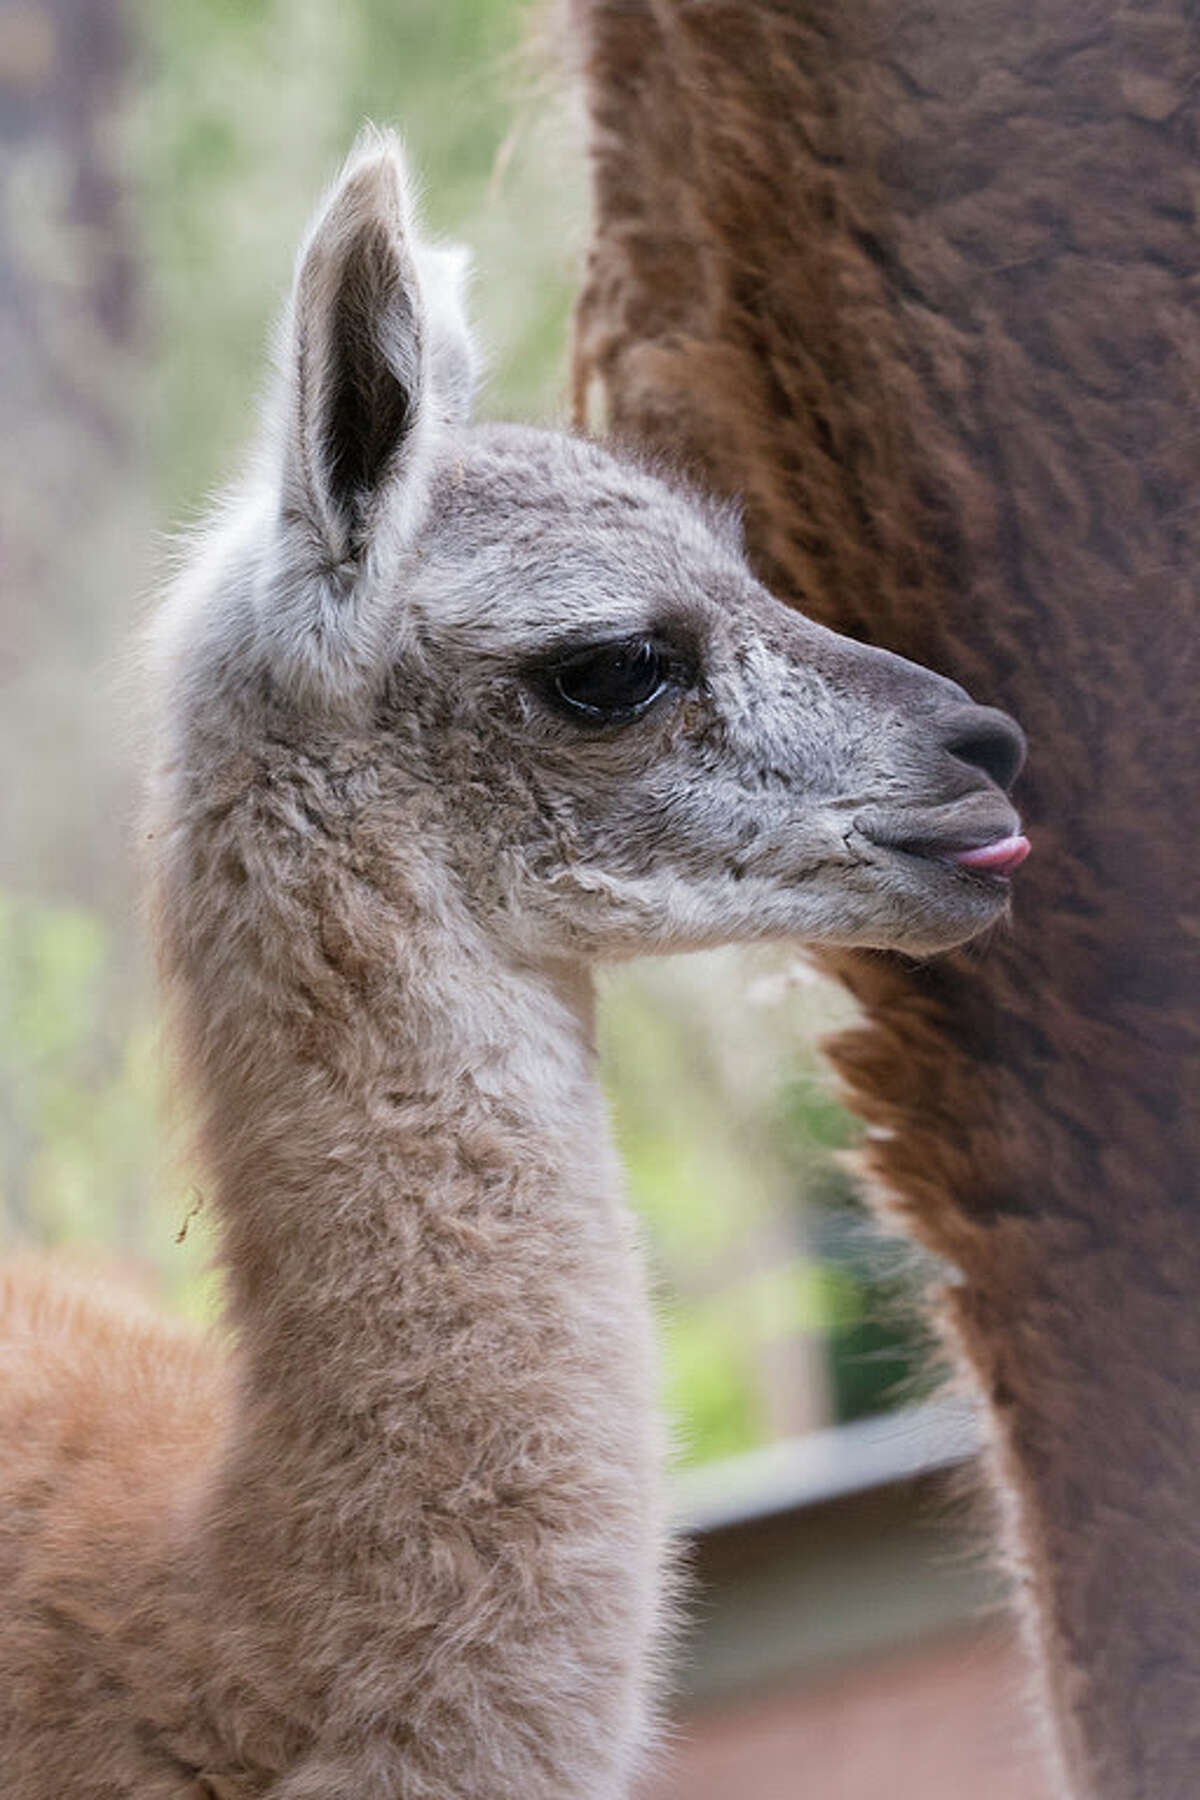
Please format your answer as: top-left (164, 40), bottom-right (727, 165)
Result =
top-left (174, 896), bottom-right (664, 1784)
top-left (200, 925), bottom-right (637, 1476)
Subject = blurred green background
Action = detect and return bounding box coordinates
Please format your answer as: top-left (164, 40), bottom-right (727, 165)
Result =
top-left (0, 0), bottom-right (929, 1467)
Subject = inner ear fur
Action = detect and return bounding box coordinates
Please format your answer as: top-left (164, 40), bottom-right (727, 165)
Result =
top-left (325, 223), bottom-right (423, 526)
top-left (286, 135), bottom-right (430, 563)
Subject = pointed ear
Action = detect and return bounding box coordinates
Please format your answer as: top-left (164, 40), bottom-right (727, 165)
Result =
top-left (279, 130), bottom-right (474, 565)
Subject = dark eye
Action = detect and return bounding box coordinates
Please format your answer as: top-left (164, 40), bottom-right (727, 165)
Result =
top-left (546, 638), bottom-right (672, 723)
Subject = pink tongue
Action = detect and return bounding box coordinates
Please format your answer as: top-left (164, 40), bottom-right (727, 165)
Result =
top-left (952, 834), bottom-right (1031, 875)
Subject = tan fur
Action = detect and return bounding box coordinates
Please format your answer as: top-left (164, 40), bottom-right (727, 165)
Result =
top-left (0, 1259), bottom-right (227, 1795)
top-left (571, 3), bottom-right (1200, 1796)
top-left (1, 130), bottom-right (1028, 1796)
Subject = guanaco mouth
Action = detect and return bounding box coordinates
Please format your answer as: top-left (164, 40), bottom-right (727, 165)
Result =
top-left (874, 829), bottom-right (1032, 882)
top-left (856, 797), bottom-right (1032, 884)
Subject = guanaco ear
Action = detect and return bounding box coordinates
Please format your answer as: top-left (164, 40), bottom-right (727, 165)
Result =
top-left (280, 129), bottom-right (474, 565)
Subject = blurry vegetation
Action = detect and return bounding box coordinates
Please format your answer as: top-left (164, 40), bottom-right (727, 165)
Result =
top-left (1, 0), bottom-right (929, 1468)
top-left (134, 0), bottom-right (582, 515)
top-left (600, 954), bottom-right (929, 1463)
top-left (0, 892), bottom-right (217, 1319)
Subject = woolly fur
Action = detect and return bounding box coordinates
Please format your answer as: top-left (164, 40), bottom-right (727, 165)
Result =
top-left (572, 4), bottom-right (1200, 1795)
top-left (2, 128), bottom-right (1027, 1797)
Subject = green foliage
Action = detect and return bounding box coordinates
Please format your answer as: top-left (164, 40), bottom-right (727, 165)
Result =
top-left (658, 1260), bottom-right (867, 1464)
top-left (131, 0), bottom-right (582, 516)
top-left (599, 954), bottom-right (924, 1466)
top-left (0, 892), bottom-right (215, 1319)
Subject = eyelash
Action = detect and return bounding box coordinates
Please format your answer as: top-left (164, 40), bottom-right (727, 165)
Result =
top-left (534, 636), bottom-right (689, 726)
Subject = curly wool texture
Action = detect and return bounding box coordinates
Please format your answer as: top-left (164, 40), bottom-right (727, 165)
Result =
top-left (573, 3), bottom-right (1200, 1796)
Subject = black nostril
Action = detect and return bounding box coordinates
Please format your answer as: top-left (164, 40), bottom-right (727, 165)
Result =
top-left (942, 705), bottom-right (1026, 792)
